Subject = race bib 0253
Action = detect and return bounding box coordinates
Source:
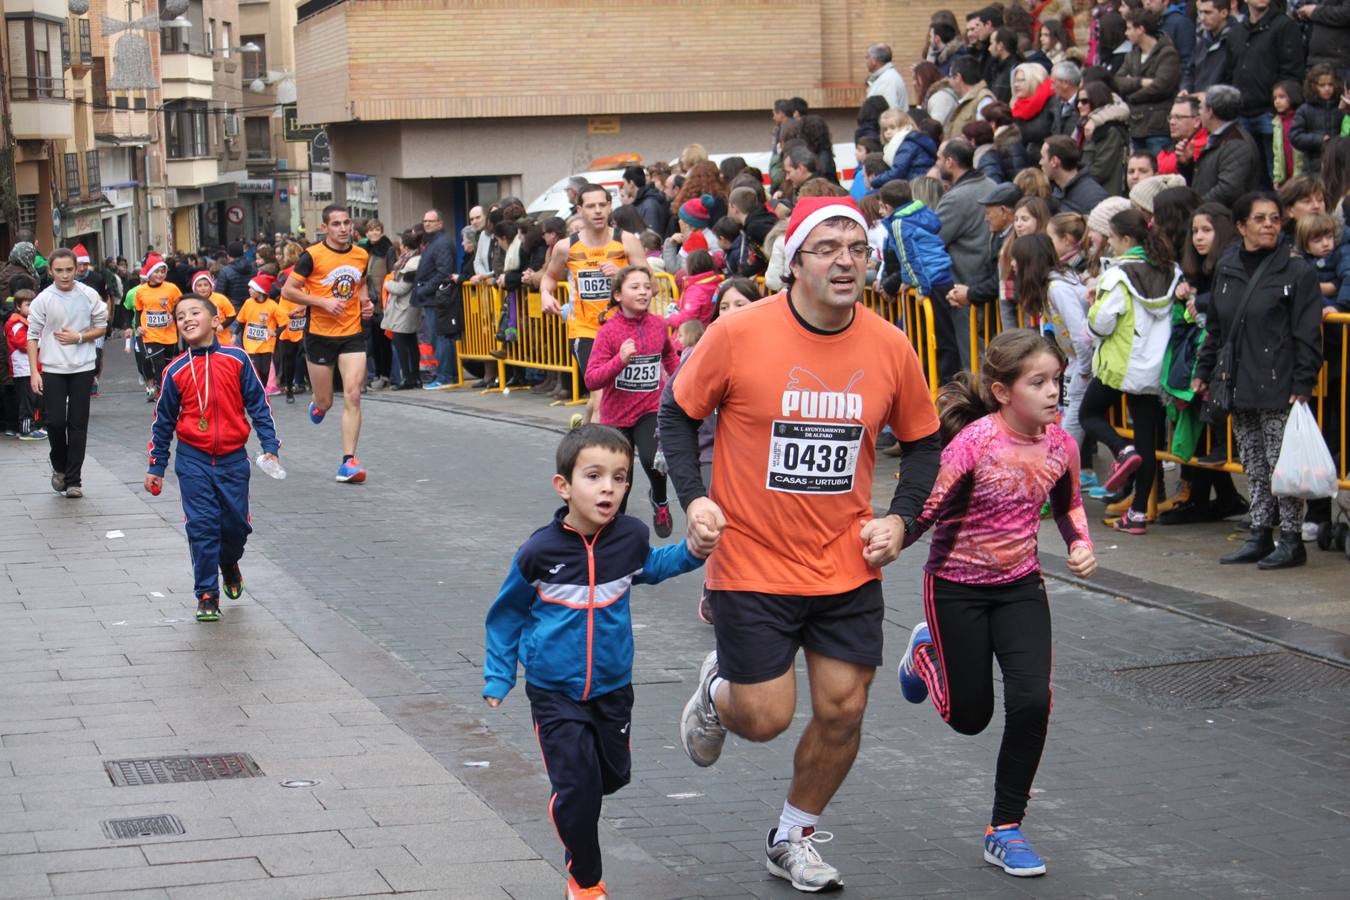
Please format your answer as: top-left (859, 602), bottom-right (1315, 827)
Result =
top-left (767, 420), bottom-right (863, 494)
top-left (615, 353), bottom-right (660, 392)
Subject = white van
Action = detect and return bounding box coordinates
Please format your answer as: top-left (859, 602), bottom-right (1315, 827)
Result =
top-left (526, 143), bottom-right (859, 219)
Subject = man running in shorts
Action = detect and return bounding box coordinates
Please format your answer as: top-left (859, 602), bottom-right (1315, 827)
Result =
top-left (540, 183), bottom-right (647, 423)
top-left (658, 196), bottom-right (942, 892)
top-left (281, 204), bottom-right (373, 482)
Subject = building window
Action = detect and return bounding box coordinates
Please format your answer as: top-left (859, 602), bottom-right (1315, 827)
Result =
top-left (206, 18), bottom-right (215, 53)
top-left (91, 56), bottom-right (106, 106)
top-left (133, 96), bottom-right (146, 110)
top-left (165, 99), bottom-right (209, 159)
top-left (18, 196), bottom-right (38, 234)
top-left (241, 35), bottom-right (266, 81)
top-left (221, 22), bottom-right (232, 58)
top-left (60, 21), bottom-right (70, 69)
top-left (85, 150), bottom-right (101, 192)
top-left (65, 152), bottom-right (81, 200)
top-left (78, 18), bottom-right (91, 66)
top-left (7, 19), bottom-right (67, 98)
top-left (245, 117), bottom-right (271, 160)
top-left (161, 0), bottom-right (205, 54)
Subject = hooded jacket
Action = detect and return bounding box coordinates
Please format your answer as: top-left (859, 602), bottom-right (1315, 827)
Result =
top-left (871, 131), bottom-right (939, 188)
top-left (1088, 251), bottom-right (1182, 394)
top-left (1196, 240), bottom-right (1323, 409)
top-left (881, 201), bottom-right (954, 298)
top-left (585, 308), bottom-right (680, 427)
top-left (1184, 18), bottom-right (1245, 95)
top-left (483, 509), bottom-right (702, 702)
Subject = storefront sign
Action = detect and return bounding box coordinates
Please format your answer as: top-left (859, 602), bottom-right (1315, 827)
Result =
top-left (239, 178), bottom-right (275, 194)
top-left (282, 103), bottom-right (323, 142)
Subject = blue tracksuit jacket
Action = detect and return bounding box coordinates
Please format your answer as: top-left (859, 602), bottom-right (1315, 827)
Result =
top-left (483, 508), bottom-right (703, 702)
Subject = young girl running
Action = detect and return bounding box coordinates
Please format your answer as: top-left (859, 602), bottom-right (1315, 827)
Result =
top-left (895, 328), bottom-right (1098, 879)
top-left (584, 266), bottom-right (680, 537)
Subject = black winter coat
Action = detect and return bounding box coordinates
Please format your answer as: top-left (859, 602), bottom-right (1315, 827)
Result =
top-left (414, 230), bottom-right (456, 307)
top-left (632, 183), bottom-right (671, 237)
top-left (1081, 119), bottom-right (1130, 197)
top-left (1232, 11), bottom-right (1305, 119)
top-left (1184, 20), bottom-right (1244, 95)
top-left (1186, 123), bottom-right (1261, 207)
top-left (1290, 98), bottom-right (1346, 171)
top-left (1196, 241), bottom-right (1323, 409)
top-left (214, 257), bottom-right (254, 304)
top-left (1305, 0), bottom-right (1350, 70)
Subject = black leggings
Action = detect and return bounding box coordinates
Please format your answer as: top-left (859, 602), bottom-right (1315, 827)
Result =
top-left (915, 572), bottom-right (1051, 827)
top-left (277, 341), bottom-right (303, 392)
top-left (145, 342), bottom-right (178, 387)
top-left (1078, 378), bottom-right (1160, 515)
top-left (249, 352), bottom-right (272, 386)
top-left (391, 331), bottom-right (420, 387)
top-left (616, 414), bottom-right (666, 513)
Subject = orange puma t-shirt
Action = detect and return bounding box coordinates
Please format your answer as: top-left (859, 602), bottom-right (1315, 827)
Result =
top-left (673, 292), bottom-right (938, 595)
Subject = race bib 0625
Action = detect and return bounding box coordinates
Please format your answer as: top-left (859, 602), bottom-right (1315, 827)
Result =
top-left (576, 269), bottom-right (610, 301)
top-left (615, 353), bottom-right (660, 392)
top-left (766, 420), bottom-right (863, 494)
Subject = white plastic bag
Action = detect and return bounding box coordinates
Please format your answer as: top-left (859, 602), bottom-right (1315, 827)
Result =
top-left (1271, 402), bottom-right (1339, 500)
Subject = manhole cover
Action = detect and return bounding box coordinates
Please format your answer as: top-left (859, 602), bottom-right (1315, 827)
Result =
top-left (101, 814), bottom-right (185, 840)
top-left (104, 753), bottom-right (263, 786)
top-left (1113, 652), bottom-right (1350, 708)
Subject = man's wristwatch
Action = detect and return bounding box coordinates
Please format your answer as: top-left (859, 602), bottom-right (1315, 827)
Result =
top-left (897, 514), bottom-right (916, 533)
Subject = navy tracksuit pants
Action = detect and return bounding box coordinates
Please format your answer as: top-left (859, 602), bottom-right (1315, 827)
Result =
top-left (175, 446), bottom-right (252, 597)
top-left (526, 683), bottom-right (633, 889)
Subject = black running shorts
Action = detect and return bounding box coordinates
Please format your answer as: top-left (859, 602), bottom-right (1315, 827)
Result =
top-left (709, 580), bottom-right (885, 684)
top-left (304, 331), bottom-right (366, 366)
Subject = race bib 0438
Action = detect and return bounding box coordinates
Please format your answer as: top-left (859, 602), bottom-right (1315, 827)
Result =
top-left (576, 269), bottom-right (610, 301)
top-left (615, 353), bottom-right (660, 392)
top-left (767, 420), bottom-right (863, 494)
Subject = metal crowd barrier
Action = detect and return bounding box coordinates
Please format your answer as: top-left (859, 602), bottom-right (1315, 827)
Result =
top-left (455, 282), bottom-right (505, 391)
top-left (860, 287), bottom-right (940, 401)
top-left (497, 284), bottom-right (587, 406)
top-left (651, 272), bottom-right (679, 317)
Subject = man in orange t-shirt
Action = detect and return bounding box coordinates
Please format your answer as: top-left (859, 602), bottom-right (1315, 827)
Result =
top-left (281, 204), bottom-right (373, 483)
top-left (659, 197), bottom-right (941, 892)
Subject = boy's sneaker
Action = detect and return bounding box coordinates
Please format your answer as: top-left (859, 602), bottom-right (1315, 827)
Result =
top-left (679, 650), bottom-right (727, 767)
top-left (1079, 470), bottom-right (1100, 490)
top-left (221, 563), bottom-right (243, 600)
top-left (1102, 445), bottom-right (1142, 492)
top-left (19, 429), bottom-right (46, 441)
top-left (308, 402), bottom-right (326, 424)
top-left (651, 491), bottom-right (673, 538)
top-left (1112, 508), bottom-right (1149, 535)
top-left (897, 621), bottom-right (931, 704)
top-left (336, 457), bottom-right (367, 484)
top-left (984, 824), bottom-right (1046, 877)
top-left (765, 826), bottom-right (843, 892)
top-left (565, 876), bottom-right (608, 899)
top-left (195, 594), bottom-right (221, 623)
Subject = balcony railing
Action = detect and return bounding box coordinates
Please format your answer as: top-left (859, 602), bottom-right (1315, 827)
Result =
top-left (9, 75), bottom-right (68, 101)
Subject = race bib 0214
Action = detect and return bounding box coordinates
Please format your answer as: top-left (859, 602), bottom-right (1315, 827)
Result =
top-left (766, 420), bottom-right (864, 494)
top-left (575, 269), bottom-right (610, 301)
top-left (145, 311), bottom-right (170, 329)
top-left (615, 353), bottom-right (661, 392)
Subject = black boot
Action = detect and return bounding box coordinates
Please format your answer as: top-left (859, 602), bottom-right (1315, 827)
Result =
top-left (1257, 532), bottom-right (1307, 570)
top-left (1220, 528), bottom-right (1275, 564)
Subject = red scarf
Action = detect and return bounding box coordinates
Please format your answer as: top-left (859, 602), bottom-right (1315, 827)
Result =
top-left (1011, 79), bottom-right (1056, 121)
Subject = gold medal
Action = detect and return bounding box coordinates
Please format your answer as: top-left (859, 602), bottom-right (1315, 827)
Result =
top-left (197, 416), bottom-right (209, 432)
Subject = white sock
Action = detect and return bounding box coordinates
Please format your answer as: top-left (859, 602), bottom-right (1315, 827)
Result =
top-left (775, 801), bottom-right (819, 844)
top-left (707, 676), bottom-right (727, 716)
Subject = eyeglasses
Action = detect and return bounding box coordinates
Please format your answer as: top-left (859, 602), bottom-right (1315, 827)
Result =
top-left (1168, 113), bottom-right (1197, 121)
top-left (798, 242), bottom-right (871, 262)
top-left (1076, 98), bottom-right (1091, 106)
top-left (1245, 213), bottom-right (1281, 224)
top-left (422, 219), bottom-right (440, 224)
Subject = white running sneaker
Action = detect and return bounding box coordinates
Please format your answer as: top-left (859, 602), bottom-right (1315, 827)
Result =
top-left (765, 826), bottom-right (843, 892)
top-left (679, 650), bottom-right (727, 767)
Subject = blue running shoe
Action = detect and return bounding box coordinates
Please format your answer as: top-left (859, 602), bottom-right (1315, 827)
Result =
top-left (1079, 470), bottom-right (1100, 490)
top-left (308, 402), bottom-right (326, 424)
top-left (897, 622), bottom-right (931, 704)
top-left (336, 457), bottom-right (366, 484)
top-left (1087, 484), bottom-right (1111, 500)
top-left (984, 825), bottom-right (1046, 877)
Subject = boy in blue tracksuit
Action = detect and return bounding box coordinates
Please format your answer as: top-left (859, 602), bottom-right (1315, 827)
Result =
top-left (483, 424), bottom-right (716, 899)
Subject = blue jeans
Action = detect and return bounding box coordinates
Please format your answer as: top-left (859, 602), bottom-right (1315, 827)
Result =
top-left (1132, 135), bottom-right (1171, 155)
top-left (425, 308), bottom-right (458, 384)
top-left (1239, 115), bottom-right (1274, 189)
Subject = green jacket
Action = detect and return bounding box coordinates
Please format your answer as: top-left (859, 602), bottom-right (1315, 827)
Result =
top-left (1088, 249), bottom-right (1181, 394)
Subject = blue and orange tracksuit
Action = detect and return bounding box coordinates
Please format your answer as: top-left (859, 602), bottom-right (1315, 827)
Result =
top-left (483, 507), bottom-right (702, 888)
top-left (147, 340), bottom-right (279, 597)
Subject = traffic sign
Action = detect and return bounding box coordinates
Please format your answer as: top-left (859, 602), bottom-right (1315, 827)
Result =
top-left (226, 205), bottom-right (245, 225)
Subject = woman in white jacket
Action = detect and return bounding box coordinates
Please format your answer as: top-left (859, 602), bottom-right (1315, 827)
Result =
top-left (383, 230), bottom-right (423, 390)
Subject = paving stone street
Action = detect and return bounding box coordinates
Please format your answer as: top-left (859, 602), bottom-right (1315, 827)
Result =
top-left (2, 353), bottom-right (1347, 898)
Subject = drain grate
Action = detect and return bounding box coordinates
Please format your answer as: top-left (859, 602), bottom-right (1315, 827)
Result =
top-left (1113, 652), bottom-right (1350, 708)
top-left (101, 814), bottom-right (185, 840)
top-left (104, 753), bottom-right (263, 786)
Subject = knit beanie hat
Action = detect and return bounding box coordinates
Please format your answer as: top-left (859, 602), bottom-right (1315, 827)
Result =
top-left (191, 270), bottom-right (213, 290)
top-left (1086, 196), bottom-right (1133, 237)
top-left (679, 193), bottom-right (716, 229)
top-left (248, 273), bottom-right (276, 296)
top-left (1128, 174), bottom-right (1187, 216)
top-left (72, 243), bottom-right (91, 264)
top-left (140, 254), bottom-right (167, 278)
top-left (783, 196), bottom-right (869, 262)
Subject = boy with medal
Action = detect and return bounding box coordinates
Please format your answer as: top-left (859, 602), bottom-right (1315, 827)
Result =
top-left (145, 293), bottom-right (280, 622)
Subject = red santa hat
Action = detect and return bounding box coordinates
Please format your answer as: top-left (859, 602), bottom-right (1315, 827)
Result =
top-left (248, 273), bottom-right (276, 296)
top-left (140, 254), bottom-right (167, 278)
top-left (782, 196), bottom-right (869, 263)
top-left (72, 243), bottom-right (91, 264)
top-left (191, 270), bottom-right (213, 290)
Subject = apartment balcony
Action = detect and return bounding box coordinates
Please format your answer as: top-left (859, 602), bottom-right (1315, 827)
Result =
top-left (8, 76), bottom-right (74, 140)
top-left (166, 157), bottom-right (219, 189)
top-left (5, 0), bottom-right (70, 17)
top-left (93, 108), bottom-right (151, 144)
top-left (160, 53), bottom-right (214, 101)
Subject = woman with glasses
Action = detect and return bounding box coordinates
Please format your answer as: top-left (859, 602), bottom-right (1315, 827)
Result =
top-left (1077, 80), bottom-right (1130, 196)
top-left (1193, 191), bottom-right (1324, 569)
